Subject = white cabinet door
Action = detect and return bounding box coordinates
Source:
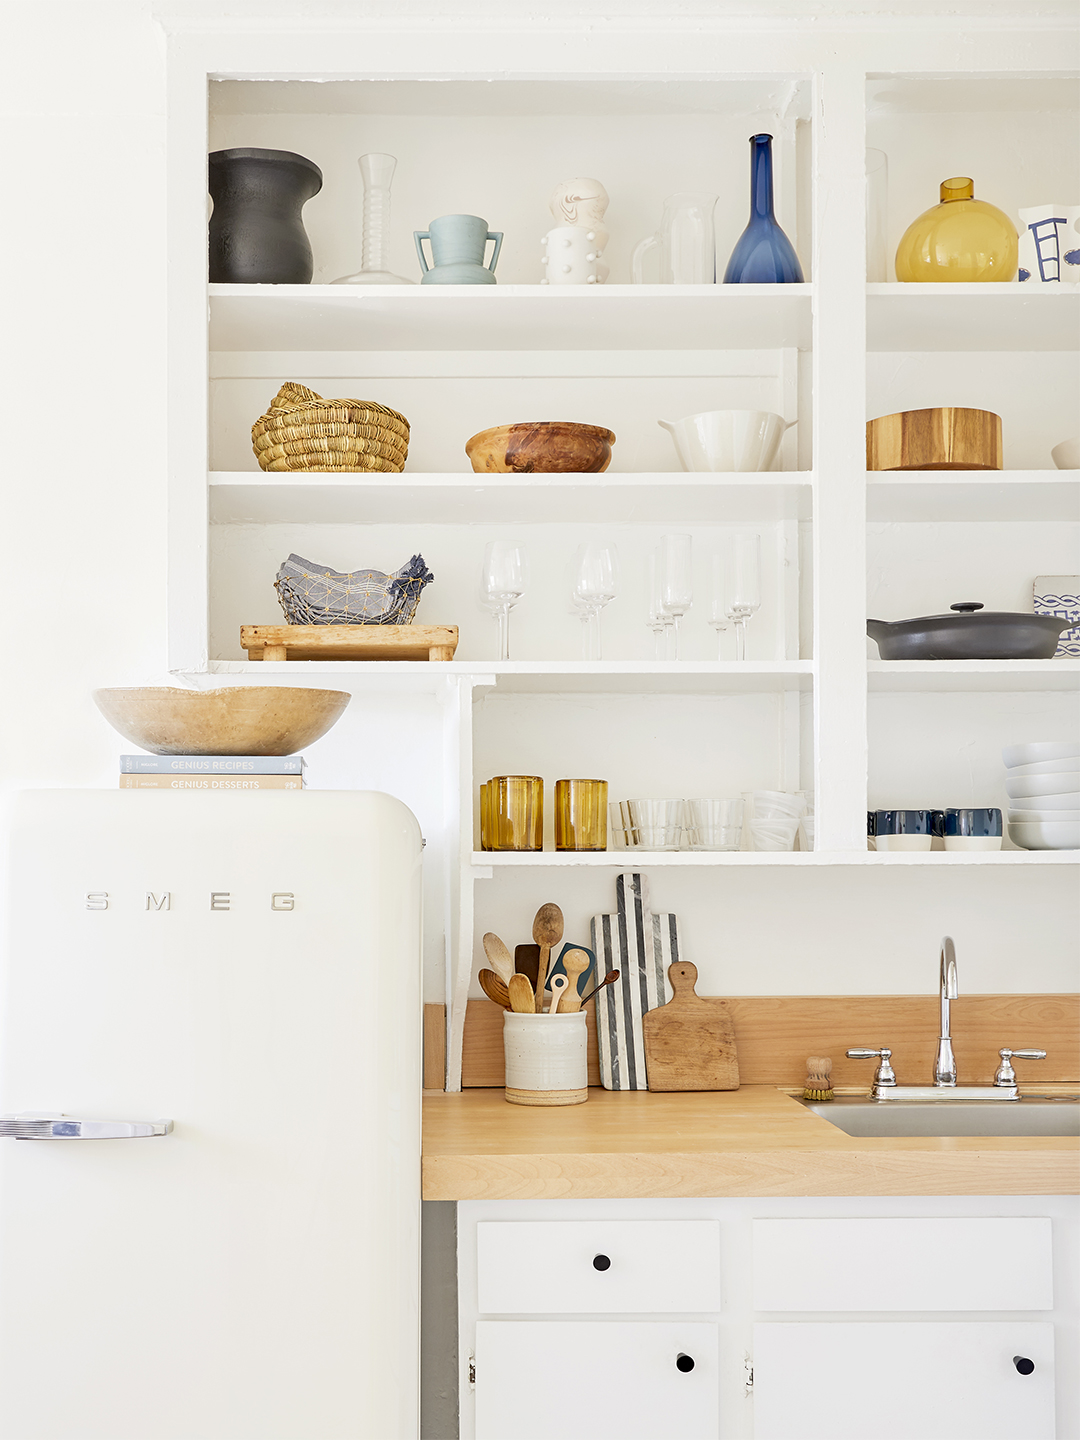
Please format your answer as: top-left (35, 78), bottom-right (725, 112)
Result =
top-left (475, 1320), bottom-right (718, 1440)
top-left (753, 1322), bottom-right (1055, 1440)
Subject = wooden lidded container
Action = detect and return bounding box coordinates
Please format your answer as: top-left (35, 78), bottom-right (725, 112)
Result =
top-left (866, 407), bottom-right (1003, 470)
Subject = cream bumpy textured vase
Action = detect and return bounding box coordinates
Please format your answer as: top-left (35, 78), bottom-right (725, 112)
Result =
top-left (540, 177), bottom-right (610, 284)
top-left (895, 176), bottom-right (1018, 282)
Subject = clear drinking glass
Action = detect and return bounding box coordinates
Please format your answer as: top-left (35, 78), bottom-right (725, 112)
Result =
top-left (571, 542), bottom-right (618, 661)
top-left (750, 818), bottom-right (800, 851)
top-left (659, 534), bottom-right (693, 660)
top-left (333, 154), bottom-right (414, 285)
top-left (686, 798), bottom-right (743, 851)
top-left (628, 798), bottom-right (685, 851)
top-left (490, 776), bottom-right (544, 851)
top-left (481, 541), bottom-right (528, 661)
top-left (708, 551), bottom-right (730, 660)
top-left (724, 531), bottom-right (761, 660)
top-left (631, 193), bottom-right (719, 284)
top-left (608, 801), bottom-right (629, 849)
top-left (555, 779), bottom-right (609, 850)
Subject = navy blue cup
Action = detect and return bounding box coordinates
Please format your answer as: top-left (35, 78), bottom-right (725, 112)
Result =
top-left (944, 807), bottom-right (1002, 838)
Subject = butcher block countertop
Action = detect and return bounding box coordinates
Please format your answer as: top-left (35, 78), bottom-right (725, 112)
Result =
top-left (422, 1086), bottom-right (1080, 1200)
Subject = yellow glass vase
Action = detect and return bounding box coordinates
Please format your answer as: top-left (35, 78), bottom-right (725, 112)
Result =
top-left (894, 177), bottom-right (1018, 282)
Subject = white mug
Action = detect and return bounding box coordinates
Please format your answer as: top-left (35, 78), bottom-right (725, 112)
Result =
top-left (658, 409), bottom-right (796, 472)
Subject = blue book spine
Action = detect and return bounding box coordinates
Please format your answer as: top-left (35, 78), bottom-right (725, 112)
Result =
top-left (120, 754), bottom-right (305, 774)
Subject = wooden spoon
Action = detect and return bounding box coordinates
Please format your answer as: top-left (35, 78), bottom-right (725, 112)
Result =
top-left (532, 903), bottom-right (564, 1012)
top-left (547, 974), bottom-right (569, 1015)
top-left (478, 968), bottom-right (510, 1008)
top-left (482, 932), bottom-right (515, 986)
top-left (580, 969), bottom-right (620, 1007)
top-left (507, 973), bottom-right (537, 1014)
top-left (558, 950), bottom-right (591, 1013)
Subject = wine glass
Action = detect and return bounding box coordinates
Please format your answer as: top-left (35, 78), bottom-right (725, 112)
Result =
top-left (708, 551), bottom-right (730, 660)
top-left (571, 542), bottom-right (618, 660)
top-left (659, 533), bottom-right (693, 660)
top-left (480, 541), bottom-right (528, 660)
top-left (724, 531), bottom-right (761, 660)
top-left (645, 549), bottom-right (671, 660)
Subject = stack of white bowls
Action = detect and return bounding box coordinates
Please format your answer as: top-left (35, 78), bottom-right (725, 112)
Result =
top-left (1003, 741), bottom-right (1080, 850)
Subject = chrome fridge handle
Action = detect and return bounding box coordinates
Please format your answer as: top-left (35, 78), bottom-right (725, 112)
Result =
top-left (0, 1115), bottom-right (172, 1139)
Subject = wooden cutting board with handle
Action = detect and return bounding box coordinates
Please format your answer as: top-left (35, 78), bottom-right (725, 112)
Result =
top-left (642, 961), bottom-right (739, 1091)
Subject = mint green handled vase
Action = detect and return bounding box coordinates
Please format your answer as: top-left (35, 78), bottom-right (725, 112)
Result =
top-left (414, 214), bottom-right (503, 284)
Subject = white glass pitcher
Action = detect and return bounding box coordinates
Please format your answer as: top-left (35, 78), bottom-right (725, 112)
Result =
top-left (631, 192), bottom-right (718, 284)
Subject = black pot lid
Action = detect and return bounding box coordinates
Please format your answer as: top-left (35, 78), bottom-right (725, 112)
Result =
top-left (870, 603), bottom-right (1061, 627)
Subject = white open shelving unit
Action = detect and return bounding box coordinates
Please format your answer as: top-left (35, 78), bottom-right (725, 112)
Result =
top-left (163, 26), bottom-right (1079, 1088)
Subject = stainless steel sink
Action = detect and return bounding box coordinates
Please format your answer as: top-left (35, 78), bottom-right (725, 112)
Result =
top-left (799, 1095), bottom-right (1080, 1138)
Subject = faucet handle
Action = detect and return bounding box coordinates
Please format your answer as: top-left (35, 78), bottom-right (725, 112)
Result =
top-left (847, 1047), bottom-right (896, 1087)
top-left (995, 1048), bottom-right (1047, 1087)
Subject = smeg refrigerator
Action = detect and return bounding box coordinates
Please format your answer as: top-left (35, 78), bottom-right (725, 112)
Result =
top-left (0, 789), bottom-right (422, 1439)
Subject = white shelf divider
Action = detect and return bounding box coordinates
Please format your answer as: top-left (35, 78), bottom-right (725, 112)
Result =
top-left (867, 660), bottom-right (1080, 693)
top-left (867, 283), bottom-right (1080, 352)
top-left (866, 470), bottom-right (1080, 523)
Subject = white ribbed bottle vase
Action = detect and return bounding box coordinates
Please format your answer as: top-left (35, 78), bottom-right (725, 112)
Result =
top-left (332, 153), bottom-right (413, 284)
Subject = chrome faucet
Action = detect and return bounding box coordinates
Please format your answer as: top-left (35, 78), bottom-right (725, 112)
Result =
top-left (933, 936), bottom-right (958, 1087)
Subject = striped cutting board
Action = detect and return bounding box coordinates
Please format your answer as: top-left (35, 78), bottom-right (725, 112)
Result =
top-left (590, 872), bottom-right (679, 1090)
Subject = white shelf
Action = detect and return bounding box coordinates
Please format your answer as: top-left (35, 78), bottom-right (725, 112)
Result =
top-left (204, 660), bottom-right (814, 695)
top-left (867, 660), bottom-right (1080, 693)
top-left (208, 471), bottom-right (813, 525)
top-left (472, 848), bottom-right (1078, 868)
top-left (208, 283), bottom-right (814, 353)
top-left (866, 470), bottom-right (1080, 523)
top-left (866, 283), bottom-right (1080, 353)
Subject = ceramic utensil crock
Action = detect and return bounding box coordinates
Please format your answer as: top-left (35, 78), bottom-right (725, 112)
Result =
top-left (503, 1011), bottom-right (588, 1105)
top-left (867, 603), bottom-right (1070, 660)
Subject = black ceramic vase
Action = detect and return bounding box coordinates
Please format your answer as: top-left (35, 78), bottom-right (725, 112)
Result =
top-left (208, 148), bottom-right (323, 284)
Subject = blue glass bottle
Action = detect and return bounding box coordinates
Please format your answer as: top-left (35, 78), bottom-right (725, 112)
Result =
top-left (723, 134), bottom-right (804, 284)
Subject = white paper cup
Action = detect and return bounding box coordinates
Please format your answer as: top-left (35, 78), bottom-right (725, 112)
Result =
top-left (503, 1012), bottom-right (588, 1106)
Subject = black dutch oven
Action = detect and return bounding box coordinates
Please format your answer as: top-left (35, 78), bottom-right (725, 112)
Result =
top-left (867, 602), bottom-right (1071, 660)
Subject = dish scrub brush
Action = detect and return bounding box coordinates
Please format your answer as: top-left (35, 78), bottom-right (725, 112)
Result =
top-left (803, 1056), bottom-right (833, 1101)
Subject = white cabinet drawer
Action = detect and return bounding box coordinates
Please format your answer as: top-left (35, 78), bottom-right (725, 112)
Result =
top-left (753, 1322), bottom-right (1055, 1440)
top-left (475, 1320), bottom-right (718, 1440)
top-left (753, 1217), bottom-right (1052, 1311)
top-left (476, 1220), bottom-right (720, 1313)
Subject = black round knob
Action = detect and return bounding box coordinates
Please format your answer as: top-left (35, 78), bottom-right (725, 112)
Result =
top-left (1013, 1356), bottom-right (1035, 1376)
top-left (950, 602), bottom-right (984, 613)
top-left (676, 1354), bottom-right (695, 1373)
top-left (592, 1254), bottom-right (611, 1272)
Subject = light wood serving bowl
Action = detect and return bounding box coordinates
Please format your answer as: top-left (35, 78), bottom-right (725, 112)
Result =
top-left (466, 421), bottom-right (616, 473)
top-left (866, 407), bottom-right (1002, 470)
top-left (93, 686), bottom-right (351, 756)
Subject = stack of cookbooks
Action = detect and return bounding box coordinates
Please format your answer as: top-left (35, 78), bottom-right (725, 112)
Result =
top-left (119, 755), bottom-right (305, 789)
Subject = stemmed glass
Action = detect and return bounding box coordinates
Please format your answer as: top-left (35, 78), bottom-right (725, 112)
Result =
top-left (725, 531), bottom-right (761, 661)
top-left (646, 550), bottom-right (671, 660)
top-left (571, 542), bottom-right (618, 661)
top-left (659, 533), bottom-right (693, 661)
top-left (480, 541), bottom-right (528, 661)
top-left (708, 551), bottom-right (730, 660)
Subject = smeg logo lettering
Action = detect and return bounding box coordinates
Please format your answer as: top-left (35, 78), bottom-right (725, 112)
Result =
top-left (85, 892), bottom-right (296, 912)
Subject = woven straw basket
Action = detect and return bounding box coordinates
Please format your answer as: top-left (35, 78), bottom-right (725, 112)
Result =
top-left (251, 383), bottom-right (410, 473)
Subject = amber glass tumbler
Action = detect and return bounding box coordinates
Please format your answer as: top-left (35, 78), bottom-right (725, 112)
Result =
top-left (479, 781), bottom-right (493, 850)
top-left (490, 776), bottom-right (544, 851)
top-left (555, 778), bottom-right (608, 851)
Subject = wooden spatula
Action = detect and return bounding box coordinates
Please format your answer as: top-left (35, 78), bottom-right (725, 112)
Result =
top-left (478, 968), bottom-right (510, 1009)
top-left (514, 944), bottom-right (540, 990)
top-left (507, 974), bottom-right (536, 1013)
top-left (482, 932), bottom-right (515, 986)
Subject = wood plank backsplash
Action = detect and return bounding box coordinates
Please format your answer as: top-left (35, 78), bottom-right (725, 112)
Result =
top-left (424, 995), bottom-right (1079, 1090)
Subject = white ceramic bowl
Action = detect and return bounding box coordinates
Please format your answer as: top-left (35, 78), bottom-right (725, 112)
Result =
top-left (658, 409), bottom-right (795, 473)
top-left (1006, 755), bottom-right (1080, 777)
top-left (1004, 771), bottom-right (1080, 799)
top-left (1008, 791), bottom-right (1080, 811)
top-left (1008, 819), bottom-right (1080, 851)
top-left (1051, 436), bottom-right (1080, 470)
top-left (1001, 740), bottom-right (1080, 768)
top-left (1008, 809), bottom-right (1080, 824)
